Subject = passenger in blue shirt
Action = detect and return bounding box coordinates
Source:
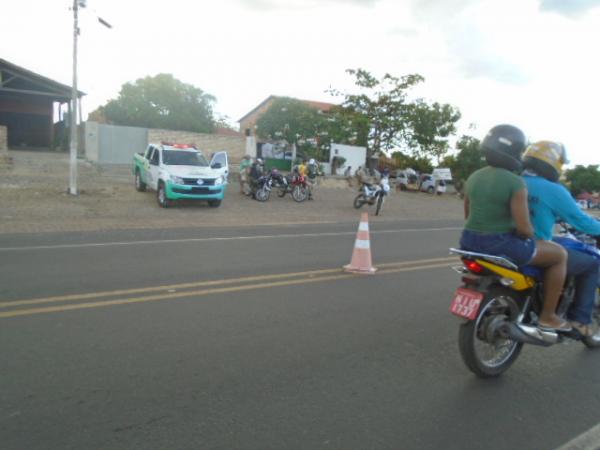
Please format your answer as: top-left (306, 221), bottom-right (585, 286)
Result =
top-left (522, 141), bottom-right (600, 336)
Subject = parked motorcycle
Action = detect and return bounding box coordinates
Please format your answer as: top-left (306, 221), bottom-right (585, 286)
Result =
top-left (448, 225), bottom-right (600, 378)
top-left (353, 177), bottom-right (390, 216)
top-left (277, 174), bottom-right (309, 202)
top-left (252, 174), bottom-right (272, 202)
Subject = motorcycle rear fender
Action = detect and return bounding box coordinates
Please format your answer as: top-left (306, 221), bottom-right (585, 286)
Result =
top-left (476, 259), bottom-right (535, 291)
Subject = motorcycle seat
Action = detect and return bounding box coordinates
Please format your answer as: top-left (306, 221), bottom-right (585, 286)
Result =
top-left (519, 265), bottom-right (544, 280)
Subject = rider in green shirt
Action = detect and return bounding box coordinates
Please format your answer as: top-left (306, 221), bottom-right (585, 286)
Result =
top-left (460, 125), bottom-right (569, 332)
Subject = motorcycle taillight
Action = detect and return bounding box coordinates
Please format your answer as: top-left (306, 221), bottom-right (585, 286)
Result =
top-left (463, 259), bottom-right (484, 274)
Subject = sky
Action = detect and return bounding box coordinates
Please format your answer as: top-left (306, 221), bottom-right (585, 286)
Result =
top-left (1, 0), bottom-right (600, 166)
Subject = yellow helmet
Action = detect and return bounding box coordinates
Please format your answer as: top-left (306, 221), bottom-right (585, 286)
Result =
top-left (522, 140), bottom-right (568, 182)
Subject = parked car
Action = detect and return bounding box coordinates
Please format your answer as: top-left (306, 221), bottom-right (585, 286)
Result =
top-left (576, 199), bottom-right (588, 210)
top-left (395, 169), bottom-right (420, 191)
top-left (420, 174), bottom-right (446, 195)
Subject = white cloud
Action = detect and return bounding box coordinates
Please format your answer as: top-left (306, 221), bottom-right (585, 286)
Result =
top-left (540, 0), bottom-right (600, 17)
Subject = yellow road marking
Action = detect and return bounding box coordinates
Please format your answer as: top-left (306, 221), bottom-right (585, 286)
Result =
top-left (0, 261), bottom-right (453, 319)
top-left (0, 256), bottom-right (455, 309)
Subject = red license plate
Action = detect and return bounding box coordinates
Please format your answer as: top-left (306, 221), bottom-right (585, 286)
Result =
top-left (450, 288), bottom-right (483, 320)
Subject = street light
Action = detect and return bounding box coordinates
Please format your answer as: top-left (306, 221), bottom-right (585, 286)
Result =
top-left (69, 0), bottom-right (111, 195)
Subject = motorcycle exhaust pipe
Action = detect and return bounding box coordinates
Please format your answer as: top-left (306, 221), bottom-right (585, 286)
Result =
top-left (500, 322), bottom-right (558, 347)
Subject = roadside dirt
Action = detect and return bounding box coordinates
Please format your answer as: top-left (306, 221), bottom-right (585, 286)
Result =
top-left (0, 150), bottom-right (465, 234)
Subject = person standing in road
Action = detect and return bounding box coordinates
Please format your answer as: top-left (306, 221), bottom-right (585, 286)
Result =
top-left (306, 158), bottom-right (319, 200)
top-left (355, 166), bottom-right (366, 187)
top-left (239, 154), bottom-right (252, 195)
top-left (344, 165), bottom-right (353, 187)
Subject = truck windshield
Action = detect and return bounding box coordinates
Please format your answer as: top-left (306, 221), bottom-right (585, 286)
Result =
top-left (162, 150), bottom-right (209, 166)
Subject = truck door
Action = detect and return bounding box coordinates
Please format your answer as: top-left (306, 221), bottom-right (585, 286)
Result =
top-left (139, 145), bottom-right (153, 185)
top-left (210, 151), bottom-right (229, 181)
top-left (148, 147), bottom-right (161, 190)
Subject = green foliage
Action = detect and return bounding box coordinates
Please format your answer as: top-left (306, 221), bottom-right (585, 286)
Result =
top-left (97, 74), bottom-right (216, 133)
top-left (328, 69), bottom-right (425, 159)
top-left (256, 97), bottom-right (322, 143)
top-left (447, 135), bottom-right (484, 183)
top-left (564, 165), bottom-right (600, 195)
top-left (332, 156), bottom-right (347, 168)
top-left (255, 98), bottom-right (357, 163)
top-left (405, 100), bottom-right (461, 163)
top-left (390, 151), bottom-right (433, 174)
top-left (256, 97), bottom-right (327, 161)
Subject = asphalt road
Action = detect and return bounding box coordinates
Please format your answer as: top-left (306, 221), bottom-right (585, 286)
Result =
top-left (1, 219), bottom-right (600, 450)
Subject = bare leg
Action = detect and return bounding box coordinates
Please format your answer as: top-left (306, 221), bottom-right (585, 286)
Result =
top-left (531, 240), bottom-right (568, 328)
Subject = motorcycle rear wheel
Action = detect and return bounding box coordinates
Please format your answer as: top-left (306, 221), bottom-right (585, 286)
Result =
top-left (353, 194), bottom-right (366, 209)
top-left (277, 185), bottom-right (287, 198)
top-left (458, 287), bottom-right (522, 378)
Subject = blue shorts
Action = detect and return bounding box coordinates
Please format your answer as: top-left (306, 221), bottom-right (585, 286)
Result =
top-left (460, 229), bottom-right (536, 266)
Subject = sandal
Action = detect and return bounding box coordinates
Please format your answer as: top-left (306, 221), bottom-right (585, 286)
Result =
top-left (538, 319), bottom-right (572, 333)
top-left (570, 321), bottom-right (595, 337)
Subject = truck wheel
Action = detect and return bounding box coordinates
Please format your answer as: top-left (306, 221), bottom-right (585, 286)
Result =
top-left (208, 199), bottom-right (221, 207)
top-left (427, 186), bottom-right (434, 194)
top-left (157, 182), bottom-right (169, 208)
top-left (135, 169), bottom-right (146, 192)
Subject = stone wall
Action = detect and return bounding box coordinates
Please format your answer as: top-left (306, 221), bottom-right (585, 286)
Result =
top-left (0, 125), bottom-right (10, 164)
top-left (148, 129), bottom-right (245, 163)
top-left (0, 125), bottom-right (7, 151)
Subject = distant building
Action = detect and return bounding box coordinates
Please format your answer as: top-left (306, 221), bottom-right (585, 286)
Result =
top-left (0, 58), bottom-right (84, 150)
top-left (238, 95), bottom-right (335, 137)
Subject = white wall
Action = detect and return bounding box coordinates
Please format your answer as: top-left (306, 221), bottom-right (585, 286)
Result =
top-left (329, 143), bottom-right (366, 175)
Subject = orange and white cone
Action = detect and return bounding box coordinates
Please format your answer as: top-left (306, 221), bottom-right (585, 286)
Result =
top-left (343, 212), bottom-right (377, 274)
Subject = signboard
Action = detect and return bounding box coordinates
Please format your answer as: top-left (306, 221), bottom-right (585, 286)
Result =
top-left (433, 168), bottom-right (452, 181)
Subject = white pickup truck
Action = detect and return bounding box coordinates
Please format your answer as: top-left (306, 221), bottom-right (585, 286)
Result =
top-left (133, 143), bottom-right (228, 208)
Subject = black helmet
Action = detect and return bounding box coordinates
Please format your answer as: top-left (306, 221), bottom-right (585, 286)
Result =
top-left (481, 124), bottom-right (527, 172)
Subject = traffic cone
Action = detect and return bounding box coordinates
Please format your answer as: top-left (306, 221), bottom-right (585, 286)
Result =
top-left (344, 212), bottom-right (377, 274)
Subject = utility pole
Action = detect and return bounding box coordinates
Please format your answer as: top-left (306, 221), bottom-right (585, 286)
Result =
top-left (69, 0), bottom-right (80, 195)
top-left (68, 0), bottom-right (110, 195)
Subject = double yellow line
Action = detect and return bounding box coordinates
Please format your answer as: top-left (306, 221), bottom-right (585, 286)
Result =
top-left (0, 257), bottom-right (456, 319)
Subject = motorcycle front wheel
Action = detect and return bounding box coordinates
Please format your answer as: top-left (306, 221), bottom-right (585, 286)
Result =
top-left (353, 194), bottom-right (366, 209)
top-left (292, 185), bottom-right (308, 202)
top-left (255, 187), bottom-right (270, 202)
top-left (458, 287), bottom-right (523, 378)
top-left (375, 194), bottom-right (384, 216)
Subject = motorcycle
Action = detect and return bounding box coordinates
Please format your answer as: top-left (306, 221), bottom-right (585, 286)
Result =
top-left (448, 225), bottom-right (600, 378)
top-left (277, 173), bottom-right (309, 202)
top-left (252, 174), bottom-right (272, 202)
top-left (353, 177), bottom-right (390, 216)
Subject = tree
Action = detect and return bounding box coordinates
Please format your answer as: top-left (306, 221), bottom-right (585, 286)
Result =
top-left (404, 100), bottom-right (461, 164)
top-left (328, 69), bottom-right (425, 163)
top-left (328, 68), bottom-right (462, 167)
top-left (91, 74), bottom-right (216, 133)
top-left (390, 151), bottom-right (433, 174)
top-left (564, 165), bottom-right (600, 195)
top-left (255, 97), bottom-right (356, 162)
top-left (450, 135), bottom-right (484, 182)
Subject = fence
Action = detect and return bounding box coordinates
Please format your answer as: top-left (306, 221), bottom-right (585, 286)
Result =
top-left (85, 122), bottom-right (246, 165)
